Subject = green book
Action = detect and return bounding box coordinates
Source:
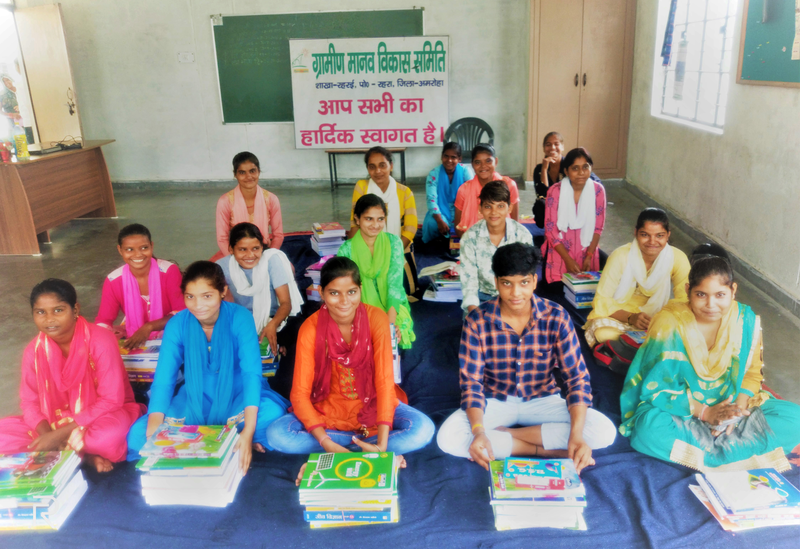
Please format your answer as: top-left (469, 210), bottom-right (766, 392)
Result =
top-left (139, 425), bottom-right (236, 459)
top-left (299, 452), bottom-right (397, 502)
top-left (0, 452), bottom-right (81, 499)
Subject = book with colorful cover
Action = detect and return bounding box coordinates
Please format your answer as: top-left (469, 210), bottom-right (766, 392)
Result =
top-left (308, 500), bottom-right (400, 528)
top-left (490, 460), bottom-right (584, 499)
top-left (312, 222), bottom-right (346, 238)
top-left (0, 452), bottom-right (80, 496)
top-left (139, 425), bottom-right (237, 459)
top-left (259, 339), bottom-right (280, 377)
top-left (562, 271), bottom-right (601, 292)
top-left (699, 469), bottom-right (800, 514)
top-left (299, 452), bottom-right (398, 502)
top-left (622, 330), bottom-right (647, 345)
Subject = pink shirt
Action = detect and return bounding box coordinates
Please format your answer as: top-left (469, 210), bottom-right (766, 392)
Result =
top-left (543, 181), bottom-right (606, 283)
top-left (215, 189), bottom-right (284, 255)
top-left (454, 175), bottom-right (520, 232)
top-left (95, 259), bottom-right (185, 330)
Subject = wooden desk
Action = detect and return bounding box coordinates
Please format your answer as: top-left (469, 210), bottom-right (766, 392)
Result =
top-left (325, 148), bottom-right (407, 191)
top-left (0, 140), bottom-right (116, 255)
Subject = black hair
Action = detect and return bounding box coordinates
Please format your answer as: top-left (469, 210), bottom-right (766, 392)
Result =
top-left (320, 256), bottom-right (362, 290)
top-left (364, 146), bottom-right (393, 166)
top-left (181, 261), bottom-right (227, 293)
top-left (479, 180), bottom-right (511, 205)
top-left (688, 243), bottom-right (734, 290)
top-left (561, 147), bottom-right (594, 177)
top-left (353, 193), bottom-right (388, 218)
top-left (30, 279), bottom-right (77, 309)
top-left (492, 243), bottom-right (541, 278)
top-left (471, 143), bottom-right (496, 160)
top-left (232, 151), bottom-right (260, 174)
top-left (542, 131), bottom-right (564, 147)
top-left (229, 222), bottom-right (265, 249)
top-left (117, 223), bottom-right (152, 246)
top-left (635, 208), bottom-right (670, 233)
top-left (442, 141), bottom-right (462, 157)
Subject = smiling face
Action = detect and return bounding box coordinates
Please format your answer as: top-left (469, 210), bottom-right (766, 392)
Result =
top-left (441, 148), bottom-right (461, 175)
top-left (566, 155), bottom-right (592, 187)
top-left (367, 152), bottom-right (393, 187)
top-left (184, 279), bottom-right (225, 326)
top-left (480, 200), bottom-right (509, 231)
top-left (117, 234), bottom-right (154, 272)
top-left (32, 293), bottom-right (78, 344)
top-left (687, 275), bottom-right (737, 324)
top-left (543, 135), bottom-right (564, 158)
top-left (234, 160), bottom-right (260, 192)
top-left (230, 236), bottom-right (263, 270)
top-left (472, 151), bottom-right (498, 185)
top-left (321, 275), bottom-right (362, 325)
top-left (355, 205), bottom-right (387, 239)
top-left (495, 274), bottom-right (536, 313)
top-left (635, 221), bottom-right (670, 262)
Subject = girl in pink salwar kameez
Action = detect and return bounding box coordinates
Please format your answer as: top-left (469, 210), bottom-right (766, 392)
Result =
top-left (0, 279), bottom-right (145, 472)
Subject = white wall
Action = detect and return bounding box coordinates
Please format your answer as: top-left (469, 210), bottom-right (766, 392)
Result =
top-left (17, 0), bottom-right (530, 182)
top-left (627, 0), bottom-right (800, 300)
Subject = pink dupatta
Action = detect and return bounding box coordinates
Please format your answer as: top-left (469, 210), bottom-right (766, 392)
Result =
top-left (121, 258), bottom-right (163, 338)
top-left (231, 185), bottom-right (270, 242)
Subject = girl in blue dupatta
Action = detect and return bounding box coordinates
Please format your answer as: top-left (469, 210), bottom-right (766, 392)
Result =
top-left (421, 142), bottom-right (474, 243)
top-left (127, 261), bottom-right (289, 473)
top-left (620, 244), bottom-right (800, 473)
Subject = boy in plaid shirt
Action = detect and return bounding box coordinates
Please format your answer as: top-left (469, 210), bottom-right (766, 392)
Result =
top-left (437, 243), bottom-right (616, 472)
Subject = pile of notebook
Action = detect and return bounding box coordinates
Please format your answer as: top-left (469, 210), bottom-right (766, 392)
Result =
top-left (305, 255), bottom-right (333, 302)
top-left (449, 227), bottom-right (460, 256)
top-left (259, 339), bottom-right (279, 378)
top-left (561, 271), bottom-right (601, 310)
top-left (119, 339), bottom-right (161, 383)
top-left (311, 222), bottom-right (346, 256)
top-left (691, 468), bottom-right (800, 531)
top-left (0, 451), bottom-right (87, 531)
top-left (420, 261), bottom-right (462, 303)
top-left (489, 458), bottom-right (587, 531)
top-left (298, 452), bottom-right (400, 528)
top-left (135, 424), bottom-right (242, 507)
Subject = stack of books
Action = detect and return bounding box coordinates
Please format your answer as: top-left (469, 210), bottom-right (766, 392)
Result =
top-left (135, 424), bottom-right (242, 507)
top-left (449, 227), bottom-right (460, 256)
top-left (119, 339), bottom-right (161, 383)
top-left (0, 451), bottom-right (87, 531)
top-left (489, 458), bottom-right (587, 531)
top-left (298, 452), bottom-right (399, 528)
top-left (306, 285), bottom-right (322, 302)
top-left (420, 262), bottom-right (462, 303)
top-left (562, 271), bottom-right (601, 310)
top-left (691, 468), bottom-right (800, 531)
top-left (311, 222), bottom-right (346, 256)
top-left (259, 339), bottom-right (279, 378)
top-left (305, 256), bottom-right (334, 303)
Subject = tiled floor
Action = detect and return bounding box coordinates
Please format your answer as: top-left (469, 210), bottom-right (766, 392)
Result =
top-left (0, 181), bottom-right (796, 419)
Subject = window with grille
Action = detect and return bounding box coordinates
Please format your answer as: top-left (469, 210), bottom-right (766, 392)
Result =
top-left (651, 0), bottom-right (739, 133)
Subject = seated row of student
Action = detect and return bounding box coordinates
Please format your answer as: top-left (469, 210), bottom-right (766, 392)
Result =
top-left (0, 279), bottom-right (146, 472)
top-left (620, 244), bottom-right (800, 472)
top-left (421, 141), bottom-right (474, 243)
top-left (454, 143), bottom-right (520, 237)
top-left (267, 258), bottom-right (434, 474)
top-left (95, 224), bottom-right (185, 349)
top-left (216, 222), bottom-right (302, 357)
top-left (437, 244), bottom-right (617, 473)
top-left (214, 151), bottom-right (284, 261)
top-left (127, 262), bottom-right (290, 473)
top-left (542, 147), bottom-right (606, 286)
top-left (459, 181), bottom-right (532, 314)
top-left (338, 194), bottom-right (415, 347)
top-left (584, 208), bottom-right (690, 348)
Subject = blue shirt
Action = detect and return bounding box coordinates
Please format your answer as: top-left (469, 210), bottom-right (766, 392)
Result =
top-left (216, 253), bottom-right (292, 317)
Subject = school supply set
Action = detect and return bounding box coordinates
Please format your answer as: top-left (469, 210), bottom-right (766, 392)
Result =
top-left (420, 261), bottom-right (462, 303)
top-left (305, 255), bottom-right (334, 302)
top-left (0, 451), bottom-right (87, 531)
top-left (690, 468), bottom-right (800, 531)
top-left (311, 222), bottom-right (346, 256)
top-left (135, 424), bottom-right (242, 507)
top-left (489, 458), bottom-right (587, 531)
top-left (119, 339), bottom-right (161, 383)
top-left (561, 271), bottom-right (601, 310)
top-left (298, 452), bottom-right (400, 528)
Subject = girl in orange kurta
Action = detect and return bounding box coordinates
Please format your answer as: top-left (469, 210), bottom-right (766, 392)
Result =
top-left (266, 257), bottom-right (434, 459)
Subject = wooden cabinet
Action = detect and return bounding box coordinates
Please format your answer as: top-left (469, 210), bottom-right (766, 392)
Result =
top-left (527, 0), bottom-right (636, 179)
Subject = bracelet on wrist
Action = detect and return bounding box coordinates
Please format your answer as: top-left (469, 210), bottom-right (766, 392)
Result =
top-left (471, 423), bottom-right (483, 433)
top-left (699, 404), bottom-right (708, 422)
top-left (318, 435), bottom-right (331, 446)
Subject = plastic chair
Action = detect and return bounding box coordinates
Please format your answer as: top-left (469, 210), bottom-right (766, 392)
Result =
top-left (443, 118), bottom-right (494, 163)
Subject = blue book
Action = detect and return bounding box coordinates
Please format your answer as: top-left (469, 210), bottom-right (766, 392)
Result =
top-left (304, 509), bottom-right (393, 522)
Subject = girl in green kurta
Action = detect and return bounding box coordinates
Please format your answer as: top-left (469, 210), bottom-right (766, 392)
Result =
top-left (620, 244), bottom-right (800, 472)
top-left (338, 194), bottom-right (415, 349)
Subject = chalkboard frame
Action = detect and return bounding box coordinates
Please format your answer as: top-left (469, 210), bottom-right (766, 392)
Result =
top-left (736, 0), bottom-right (800, 88)
top-left (211, 9), bottom-right (425, 123)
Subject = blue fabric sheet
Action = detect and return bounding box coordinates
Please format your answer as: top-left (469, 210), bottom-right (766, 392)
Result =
top-left (4, 233), bottom-right (799, 548)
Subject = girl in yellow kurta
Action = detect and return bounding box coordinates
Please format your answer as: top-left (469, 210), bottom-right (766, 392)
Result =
top-left (584, 208), bottom-right (690, 347)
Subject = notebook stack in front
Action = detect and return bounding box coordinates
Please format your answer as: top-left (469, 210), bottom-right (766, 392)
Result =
top-left (119, 339), bottom-right (161, 383)
top-left (561, 271), bottom-right (601, 310)
top-left (311, 222), bottom-right (346, 256)
top-left (298, 452), bottom-right (399, 528)
top-left (135, 424), bottom-right (242, 507)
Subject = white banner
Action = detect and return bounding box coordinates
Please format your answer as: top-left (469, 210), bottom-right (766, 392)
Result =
top-left (289, 36), bottom-right (449, 149)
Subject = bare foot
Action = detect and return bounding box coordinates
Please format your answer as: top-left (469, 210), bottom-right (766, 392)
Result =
top-left (252, 442), bottom-right (266, 453)
top-left (85, 454), bottom-right (114, 473)
top-left (395, 455), bottom-right (407, 469)
top-left (295, 462), bottom-right (308, 486)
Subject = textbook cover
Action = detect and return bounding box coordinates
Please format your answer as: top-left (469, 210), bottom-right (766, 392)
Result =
top-left (299, 452), bottom-right (397, 501)
top-left (139, 425), bottom-right (237, 459)
top-left (700, 469), bottom-right (800, 514)
top-left (490, 460), bottom-right (585, 499)
top-left (562, 271), bottom-right (601, 292)
top-left (312, 222), bottom-right (346, 238)
top-left (0, 451), bottom-right (80, 494)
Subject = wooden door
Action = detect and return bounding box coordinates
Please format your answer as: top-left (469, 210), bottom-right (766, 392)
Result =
top-left (14, 4), bottom-right (83, 147)
top-left (577, 0), bottom-right (633, 174)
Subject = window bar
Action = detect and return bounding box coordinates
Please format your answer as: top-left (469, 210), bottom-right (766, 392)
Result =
top-left (712, 1), bottom-right (733, 127)
top-left (691, 0), bottom-right (711, 123)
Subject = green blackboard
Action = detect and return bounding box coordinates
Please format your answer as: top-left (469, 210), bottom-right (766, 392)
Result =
top-left (212, 10), bottom-right (424, 122)
top-left (737, 0), bottom-right (800, 87)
